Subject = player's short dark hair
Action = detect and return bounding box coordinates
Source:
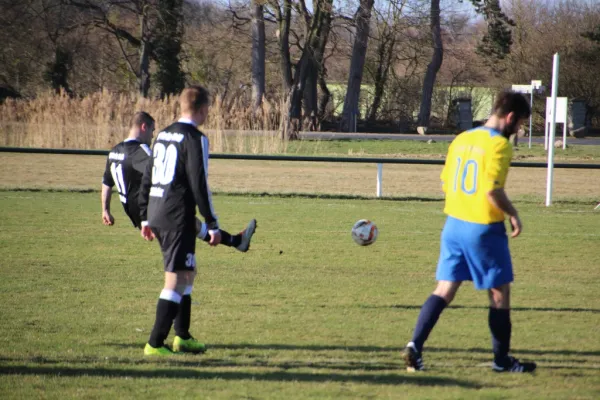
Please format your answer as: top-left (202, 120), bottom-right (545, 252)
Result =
top-left (179, 86), bottom-right (210, 114)
top-left (492, 91), bottom-right (531, 121)
top-left (130, 111), bottom-right (154, 129)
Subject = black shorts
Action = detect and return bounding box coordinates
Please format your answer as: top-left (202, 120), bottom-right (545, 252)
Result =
top-left (124, 202), bottom-right (142, 229)
top-left (153, 228), bottom-right (197, 272)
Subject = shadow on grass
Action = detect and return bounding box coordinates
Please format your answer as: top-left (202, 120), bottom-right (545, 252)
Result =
top-left (0, 355), bottom-right (401, 372)
top-left (98, 342), bottom-right (600, 358)
top-left (209, 344), bottom-right (600, 358)
top-left (0, 365), bottom-right (482, 388)
top-left (2, 354), bottom-right (597, 375)
top-left (366, 304), bottom-right (600, 314)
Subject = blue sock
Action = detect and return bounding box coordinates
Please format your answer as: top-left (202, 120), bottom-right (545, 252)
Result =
top-left (411, 295), bottom-right (447, 353)
top-left (489, 307), bottom-right (511, 362)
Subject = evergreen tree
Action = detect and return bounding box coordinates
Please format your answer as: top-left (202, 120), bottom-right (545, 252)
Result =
top-left (154, 0), bottom-right (185, 98)
top-left (468, 0), bottom-right (514, 61)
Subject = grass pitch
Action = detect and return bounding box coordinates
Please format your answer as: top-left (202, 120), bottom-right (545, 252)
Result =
top-left (2, 150), bottom-right (600, 201)
top-left (0, 191), bottom-right (599, 399)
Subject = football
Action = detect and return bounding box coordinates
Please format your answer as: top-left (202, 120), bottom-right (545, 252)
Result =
top-left (351, 219), bottom-right (378, 246)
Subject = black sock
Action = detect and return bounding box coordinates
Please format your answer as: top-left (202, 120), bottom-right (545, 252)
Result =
top-left (227, 230), bottom-right (242, 248)
top-left (148, 297), bottom-right (180, 348)
top-left (201, 229), bottom-right (241, 248)
top-left (489, 307), bottom-right (511, 362)
top-left (411, 295), bottom-right (448, 353)
top-left (174, 295), bottom-right (192, 340)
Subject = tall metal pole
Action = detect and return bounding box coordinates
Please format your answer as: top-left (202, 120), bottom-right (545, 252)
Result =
top-left (546, 54), bottom-right (560, 207)
top-left (528, 87), bottom-right (534, 149)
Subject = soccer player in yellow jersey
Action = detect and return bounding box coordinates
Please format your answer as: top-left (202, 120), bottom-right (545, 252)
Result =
top-left (402, 91), bottom-right (536, 373)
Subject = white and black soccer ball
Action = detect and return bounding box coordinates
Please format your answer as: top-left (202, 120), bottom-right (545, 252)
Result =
top-left (351, 219), bottom-right (378, 246)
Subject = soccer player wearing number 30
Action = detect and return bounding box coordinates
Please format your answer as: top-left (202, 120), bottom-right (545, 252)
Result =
top-left (402, 91), bottom-right (537, 373)
top-left (101, 112), bottom-right (255, 251)
top-left (138, 86), bottom-right (255, 356)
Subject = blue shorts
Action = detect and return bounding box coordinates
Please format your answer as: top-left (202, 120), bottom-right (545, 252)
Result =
top-left (436, 216), bottom-right (513, 290)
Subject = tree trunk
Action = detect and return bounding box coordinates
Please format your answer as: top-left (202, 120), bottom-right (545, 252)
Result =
top-left (303, 7), bottom-right (332, 131)
top-left (44, 47), bottom-right (73, 96)
top-left (280, 0), bottom-right (333, 140)
top-left (417, 0), bottom-right (443, 128)
top-left (340, 0), bottom-right (374, 132)
top-left (138, 9), bottom-right (150, 97)
top-left (139, 41), bottom-right (150, 97)
top-left (281, 51), bottom-right (310, 140)
top-left (277, 0), bottom-right (293, 94)
top-left (251, 1), bottom-right (266, 110)
top-left (367, 34), bottom-right (394, 122)
top-left (317, 71), bottom-right (330, 121)
top-left (303, 66), bottom-right (319, 131)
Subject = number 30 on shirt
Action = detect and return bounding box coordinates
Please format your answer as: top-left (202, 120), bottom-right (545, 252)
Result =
top-left (152, 143), bottom-right (178, 185)
top-left (453, 157), bottom-right (478, 195)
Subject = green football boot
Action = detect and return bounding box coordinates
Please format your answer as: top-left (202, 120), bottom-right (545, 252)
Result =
top-left (172, 336), bottom-right (207, 354)
top-left (144, 343), bottom-right (176, 356)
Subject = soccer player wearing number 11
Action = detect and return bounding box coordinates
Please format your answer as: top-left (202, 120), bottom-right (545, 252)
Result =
top-left (402, 91), bottom-right (537, 373)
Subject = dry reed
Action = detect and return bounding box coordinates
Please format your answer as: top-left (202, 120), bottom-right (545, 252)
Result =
top-left (0, 91), bottom-right (285, 153)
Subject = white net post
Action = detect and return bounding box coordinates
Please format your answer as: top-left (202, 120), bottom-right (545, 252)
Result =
top-left (545, 121), bottom-right (549, 150)
top-left (529, 89), bottom-right (534, 149)
top-left (546, 54), bottom-right (560, 207)
top-left (376, 163), bottom-right (383, 198)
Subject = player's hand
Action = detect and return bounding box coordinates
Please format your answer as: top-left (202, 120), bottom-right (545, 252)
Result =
top-left (208, 230), bottom-right (221, 246)
top-left (102, 211), bottom-right (114, 226)
top-left (509, 215), bottom-right (522, 238)
top-left (141, 225), bottom-right (155, 241)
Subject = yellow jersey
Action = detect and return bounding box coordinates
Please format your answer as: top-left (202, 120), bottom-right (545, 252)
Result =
top-left (441, 127), bottom-right (512, 224)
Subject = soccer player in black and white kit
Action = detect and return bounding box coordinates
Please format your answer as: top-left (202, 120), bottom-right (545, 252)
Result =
top-left (139, 86), bottom-right (247, 355)
top-left (102, 112), bottom-right (256, 252)
top-left (102, 112), bottom-right (155, 228)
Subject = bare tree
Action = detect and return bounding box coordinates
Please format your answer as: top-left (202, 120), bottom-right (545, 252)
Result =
top-left (339, 0), bottom-right (374, 132)
top-left (251, 0), bottom-right (266, 110)
top-left (417, 0), bottom-right (443, 129)
top-left (302, 1), bottom-right (333, 131)
top-left (501, 0), bottom-right (600, 125)
top-left (280, 0), bottom-right (333, 139)
top-left (65, 0), bottom-right (157, 97)
top-left (268, 0), bottom-right (293, 93)
top-left (366, 0), bottom-right (403, 123)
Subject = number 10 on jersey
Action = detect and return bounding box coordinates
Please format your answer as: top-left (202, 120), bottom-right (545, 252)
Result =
top-left (453, 157), bottom-right (478, 195)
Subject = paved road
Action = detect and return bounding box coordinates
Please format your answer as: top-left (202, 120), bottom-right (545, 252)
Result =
top-left (300, 131), bottom-right (600, 145)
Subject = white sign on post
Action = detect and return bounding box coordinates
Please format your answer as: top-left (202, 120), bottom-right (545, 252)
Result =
top-left (512, 81), bottom-right (544, 94)
top-left (512, 81), bottom-right (544, 148)
top-left (545, 97), bottom-right (568, 150)
top-left (546, 97), bottom-right (568, 123)
top-left (512, 84), bottom-right (534, 94)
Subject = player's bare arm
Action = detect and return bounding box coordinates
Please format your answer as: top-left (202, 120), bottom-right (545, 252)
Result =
top-left (101, 183), bottom-right (115, 226)
top-left (487, 188), bottom-right (522, 238)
